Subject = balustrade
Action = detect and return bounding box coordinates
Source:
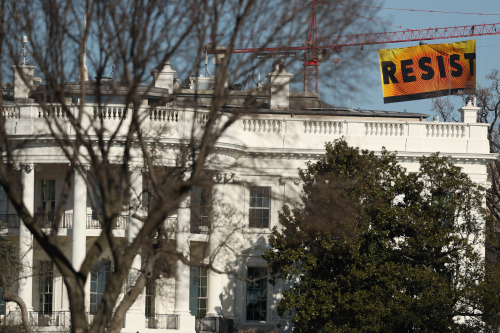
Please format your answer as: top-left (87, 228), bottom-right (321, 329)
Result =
top-left (146, 314), bottom-right (179, 329)
top-left (86, 214), bottom-right (128, 230)
top-left (303, 120), bottom-right (342, 134)
top-left (2, 106), bottom-right (19, 118)
top-left (30, 311), bottom-right (69, 327)
top-left (426, 123), bottom-right (466, 138)
top-left (243, 118), bottom-right (282, 133)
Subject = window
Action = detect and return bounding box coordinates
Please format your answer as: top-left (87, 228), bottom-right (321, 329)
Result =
top-left (0, 186), bottom-right (7, 215)
top-left (191, 186), bottom-right (212, 233)
top-left (90, 180), bottom-right (103, 222)
top-left (41, 180), bottom-right (56, 226)
top-left (145, 283), bottom-right (156, 318)
top-left (90, 261), bottom-right (111, 314)
top-left (246, 267), bottom-right (267, 322)
top-left (38, 261), bottom-right (53, 314)
top-left (189, 266), bottom-right (208, 318)
top-left (0, 287), bottom-right (5, 315)
top-left (249, 187), bottom-right (270, 228)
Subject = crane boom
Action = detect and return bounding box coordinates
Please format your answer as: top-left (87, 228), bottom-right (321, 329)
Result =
top-left (205, 22), bottom-right (500, 94)
top-left (208, 23), bottom-right (500, 54)
top-left (319, 22), bottom-right (500, 48)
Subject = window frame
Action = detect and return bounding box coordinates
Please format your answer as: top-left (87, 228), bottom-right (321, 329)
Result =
top-left (0, 186), bottom-right (8, 215)
top-left (90, 260), bottom-right (111, 314)
top-left (38, 261), bottom-right (54, 314)
top-left (0, 287), bottom-right (5, 315)
top-left (245, 266), bottom-right (268, 323)
top-left (248, 186), bottom-right (271, 229)
top-left (40, 179), bottom-right (56, 226)
top-left (189, 266), bottom-right (208, 319)
top-left (145, 282), bottom-right (156, 318)
top-left (190, 186), bottom-right (212, 233)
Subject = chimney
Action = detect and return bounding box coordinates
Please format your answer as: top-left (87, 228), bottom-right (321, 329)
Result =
top-left (12, 65), bottom-right (37, 100)
top-left (267, 60), bottom-right (293, 110)
top-left (152, 62), bottom-right (176, 93)
top-left (459, 96), bottom-right (479, 123)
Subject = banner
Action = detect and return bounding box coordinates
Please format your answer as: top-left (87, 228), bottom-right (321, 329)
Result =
top-left (378, 40), bottom-right (476, 103)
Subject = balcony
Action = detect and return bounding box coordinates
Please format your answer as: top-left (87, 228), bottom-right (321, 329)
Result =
top-left (30, 311), bottom-right (69, 327)
top-left (86, 214), bottom-right (128, 230)
top-left (34, 213), bottom-right (73, 229)
top-left (146, 314), bottom-right (178, 329)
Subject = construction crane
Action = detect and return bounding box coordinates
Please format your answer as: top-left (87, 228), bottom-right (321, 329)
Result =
top-left (204, 1), bottom-right (500, 95)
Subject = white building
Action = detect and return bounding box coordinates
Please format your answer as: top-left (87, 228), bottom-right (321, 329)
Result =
top-left (0, 59), bottom-right (494, 333)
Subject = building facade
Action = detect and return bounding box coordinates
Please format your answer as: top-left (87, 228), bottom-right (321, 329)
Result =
top-left (0, 61), bottom-right (494, 333)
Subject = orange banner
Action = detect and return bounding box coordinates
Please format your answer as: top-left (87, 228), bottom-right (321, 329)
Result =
top-left (378, 40), bottom-right (476, 103)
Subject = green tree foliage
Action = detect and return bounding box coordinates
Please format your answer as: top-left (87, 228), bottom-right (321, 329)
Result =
top-left (264, 139), bottom-right (496, 332)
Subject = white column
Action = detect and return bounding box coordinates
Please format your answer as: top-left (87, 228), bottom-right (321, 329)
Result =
top-left (124, 167), bottom-right (145, 330)
top-left (174, 196), bottom-right (195, 332)
top-left (19, 163), bottom-right (34, 312)
top-left (72, 165), bottom-right (88, 271)
top-left (206, 184), bottom-right (224, 318)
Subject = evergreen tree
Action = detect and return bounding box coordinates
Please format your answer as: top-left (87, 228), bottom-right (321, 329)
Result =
top-left (264, 139), bottom-right (496, 332)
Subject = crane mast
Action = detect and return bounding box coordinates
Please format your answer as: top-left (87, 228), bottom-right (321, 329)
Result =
top-left (304, 0), bottom-right (319, 95)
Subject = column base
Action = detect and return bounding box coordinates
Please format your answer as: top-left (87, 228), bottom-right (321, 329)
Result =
top-left (124, 310), bottom-right (145, 331)
top-left (176, 312), bottom-right (196, 333)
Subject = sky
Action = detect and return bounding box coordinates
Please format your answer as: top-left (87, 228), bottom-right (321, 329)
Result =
top-left (327, 0), bottom-right (500, 118)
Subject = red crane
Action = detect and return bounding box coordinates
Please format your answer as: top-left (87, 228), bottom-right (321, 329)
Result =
top-left (205, 1), bottom-right (500, 95)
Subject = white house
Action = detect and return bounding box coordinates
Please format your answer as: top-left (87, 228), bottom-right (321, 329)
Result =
top-left (0, 58), bottom-right (494, 333)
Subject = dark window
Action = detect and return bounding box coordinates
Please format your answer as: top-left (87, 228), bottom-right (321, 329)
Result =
top-left (38, 261), bottom-right (53, 314)
top-left (246, 267), bottom-right (267, 321)
top-left (90, 261), bottom-right (111, 314)
top-left (0, 287), bottom-right (5, 315)
top-left (0, 186), bottom-right (7, 215)
top-left (189, 266), bottom-right (208, 318)
top-left (40, 180), bottom-right (56, 226)
top-left (249, 187), bottom-right (270, 228)
top-left (90, 180), bottom-right (103, 222)
top-left (145, 283), bottom-right (156, 318)
top-left (191, 186), bottom-right (212, 233)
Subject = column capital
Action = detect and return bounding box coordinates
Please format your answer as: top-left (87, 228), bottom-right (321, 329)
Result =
top-left (127, 164), bottom-right (144, 173)
top-left (72, 163), bottom-right (90, 172)
top-left (279, 177), bottom-right (300, 186)
top-left (214, 172), bottom-right (237, 184)
top-left (18, 163), bottom-right (37, 173)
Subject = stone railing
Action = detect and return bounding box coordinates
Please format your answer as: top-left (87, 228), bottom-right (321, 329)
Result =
top-left (86, 214), bottom-right (128, 230)
top-left (2, 105), bottom-right (19, 119)
top-left (365, 122), bottom-right (405, 136)
top-left (303, 120), bottom-right (343, 135)
top-left (146, 314), bottom-right (178, 329)
top-left (242, 118), bottom-right (283, 133)
top-left (2, 103), bottom-right (490, 155)
top-left (30, 311), bottom-right (70, 327)
top-left (426, 123), bottom-right (466, 138)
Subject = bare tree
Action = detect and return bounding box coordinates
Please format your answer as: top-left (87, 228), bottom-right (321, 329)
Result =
top-left (0, 1), bottom-right (381, 332)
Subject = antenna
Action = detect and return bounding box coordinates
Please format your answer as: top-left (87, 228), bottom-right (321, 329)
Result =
top-left (20, 36), bottom-right (28, 65)
top-left (204, 53), bottom-right (212, 77)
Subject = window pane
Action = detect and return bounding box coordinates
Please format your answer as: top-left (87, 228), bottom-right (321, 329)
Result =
top-left (189, 266), bottom-right (208, 318)
top-left (191, 186), bottom-right (212, 233)
top-left (0, 287), bottom-right (5, 315)
top-left (145, 283), bottom-right (156, 317)
top-left (0, 186), bottom-right (7, 215)
top-left (249, 187), bottom-right (270, 228)
top-left (90, 261), bottom-right (110, 314)
top-left (38, 261), bottom-right (53, 314)
top-left (246, 267), bottom-right (267, 321)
